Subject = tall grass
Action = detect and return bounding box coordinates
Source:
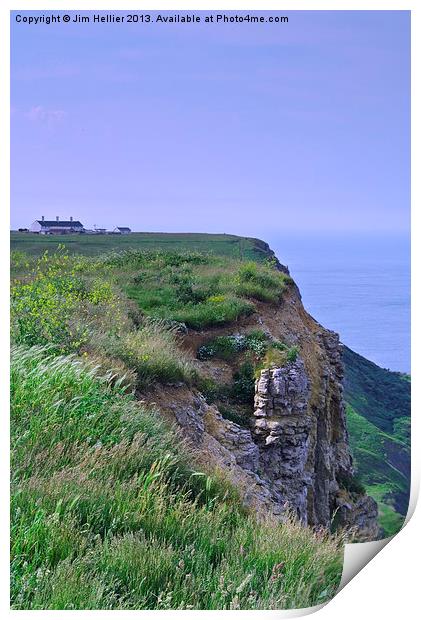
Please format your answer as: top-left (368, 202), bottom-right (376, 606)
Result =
top-left (11, 345), bottom-right (343, 610)
top-left (94, 319), bottom-right (197, 388)
top-left (10, 250), bottom-right (196, 389)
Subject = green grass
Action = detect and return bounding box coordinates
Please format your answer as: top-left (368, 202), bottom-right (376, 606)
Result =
top-left (344, 346), bottom-right (410, 537)
top-left (10, 235), bottom-right (411, 607)
top-left (10, 244), bottom-right (344, 609)
top-left (11, 246), bottom-right (290, 333)
top-left (343, 345), bottom-right (410, 434)
top-left (10, 232), bottom-right (278, 261)
top-left (10, 249), bottom-right (197, 388)
top-left (96, 320), bottom-right (197, 389)
top-left (346, 404), bottom-right (409, 537)
top-left (121, 251), bottom-right (288, 329)
top-left (126, 282), bottom-right (254, 328)
top-left (11, 345), bottom-right (344, 610)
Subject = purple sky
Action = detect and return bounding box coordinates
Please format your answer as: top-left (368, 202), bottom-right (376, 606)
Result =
top-left (11, 10), bottom-right (410, 235)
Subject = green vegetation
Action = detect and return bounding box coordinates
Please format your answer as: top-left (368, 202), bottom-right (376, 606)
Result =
top-left (11, 233), bottom-right (411, 605)
top-left (344, 346), bottom-right (410, 537)
top-left (196, 332), bottom-right (300, 426)
top-left (11, 345), bottom-right (343, 610)
top-left (197, 332), bottom-right (298, 367)
top-left (123, 250), bottom-right (288, 329)
top-left (197, 331), bottom-right (270, 361)
top-left (343, 346), bottom-right (410, 434)
top-left (230, 362), bottom-right (256, 405)
top-left (235, 261), bottom-right (287, 303)
top-left (10, 241), bottom-right (344, 610)
top-left (98, 320), bottom-right (197, 389)
top-left (10, 231), bottom-right (279, 261)
top-left (11, 249), bottom-right (196, 390)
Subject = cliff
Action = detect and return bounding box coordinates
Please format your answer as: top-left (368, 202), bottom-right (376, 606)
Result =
top-left (11, 235), bottom-right (389, 611)
top-left (143, 276), bottom-right (380, 541)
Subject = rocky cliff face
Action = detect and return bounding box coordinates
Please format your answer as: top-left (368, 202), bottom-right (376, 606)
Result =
top-left (145, 279), bottom-right (379, 541)
top-left (250, 335), bottom-right (378, 540)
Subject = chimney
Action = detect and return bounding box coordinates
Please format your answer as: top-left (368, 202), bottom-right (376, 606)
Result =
top-left (56, 216), bottom-right (59, 222)
top-left (41, 215), bottom-right (44, 221)
top-left (70, 216), bottom-right (73, 222)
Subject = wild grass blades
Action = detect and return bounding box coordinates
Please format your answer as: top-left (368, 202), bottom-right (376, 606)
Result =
top-left (11, 345), bottom-right (344, 610)
top-left (93, 318), bottom-right (197, 388)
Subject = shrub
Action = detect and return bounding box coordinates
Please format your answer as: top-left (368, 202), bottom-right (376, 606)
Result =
top-left (287, 345), bottom-right (299, 363)
top-left (169, 268), bottom-right (217, 305)
top-left (10, 250), bottom-right (125, 353)
top-left (337, 472), bottom-right (366, 496)
top-left (194, 376), bottom-right (225, 403)
top-left (11, 272), bottom-right (89, 352)
top-left (101, 249), bottom-right (207, 269)
top-left (218, 404), bottom-right (250, 427)
top-left (197, 331), bottom-right (268, 361)
top-left (230, 362), bottom-right (256, 404)
top-left (198, 334), bottom-right (246, 361)
top-left (245, 330), bottom-right (268, 357)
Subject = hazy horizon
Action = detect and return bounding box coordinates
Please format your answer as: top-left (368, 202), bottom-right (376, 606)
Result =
top-left (11, 10), bottom-right (410, 236)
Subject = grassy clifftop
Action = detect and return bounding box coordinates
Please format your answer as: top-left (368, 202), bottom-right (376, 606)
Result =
top-left (10, 231), bottom-right (277, 262)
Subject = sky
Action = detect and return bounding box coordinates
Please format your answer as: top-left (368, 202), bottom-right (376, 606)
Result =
top-left (10, 10), bottom-right (410, 235)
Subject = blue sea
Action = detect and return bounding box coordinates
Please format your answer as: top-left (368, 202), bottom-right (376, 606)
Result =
top-left (268, 234), bottom-right (410, 374)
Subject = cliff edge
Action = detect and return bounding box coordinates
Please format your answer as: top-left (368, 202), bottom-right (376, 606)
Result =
top-left (143, 262), bottom-right (380, 541)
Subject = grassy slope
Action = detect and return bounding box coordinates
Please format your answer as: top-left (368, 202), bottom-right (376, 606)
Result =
top-left (343, 345), bottom-right (410, 433)
top-left (343, 346), bottom-right (410, 537)
top-left (11, 347), bottom-right (343, 610)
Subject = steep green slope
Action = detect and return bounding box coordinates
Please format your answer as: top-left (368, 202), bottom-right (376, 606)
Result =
top-left (343, 346), bottom-right (410, 537)
top-left (343, 345), bottom-right (410, 433)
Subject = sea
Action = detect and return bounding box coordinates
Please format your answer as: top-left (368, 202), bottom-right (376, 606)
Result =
top-left (268, 233), bottom-right (410, 374)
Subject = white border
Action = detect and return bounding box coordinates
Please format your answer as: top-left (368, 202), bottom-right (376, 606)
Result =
top-left (2, 2), bottom-right (418, 618)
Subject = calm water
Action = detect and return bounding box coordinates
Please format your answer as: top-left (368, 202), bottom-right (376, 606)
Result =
top-left (268, 234), bottom-right (410, 373)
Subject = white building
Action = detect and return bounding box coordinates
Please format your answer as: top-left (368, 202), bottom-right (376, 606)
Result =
top-left (30, 216), bottom-right (85, 234)
top-left (113, 227), bottom-right (132, 235)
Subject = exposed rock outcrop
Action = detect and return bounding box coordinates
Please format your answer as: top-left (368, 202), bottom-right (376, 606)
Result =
top-left (145, 271), bottom-right (380, 541)
top-left (252, 360), bottom-right (312, 522)
top-left (334, 494), bottom-right (380, 542)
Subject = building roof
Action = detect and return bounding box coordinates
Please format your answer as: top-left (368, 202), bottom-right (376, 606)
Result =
top-left (37, 220), bottom-right (84, 228)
